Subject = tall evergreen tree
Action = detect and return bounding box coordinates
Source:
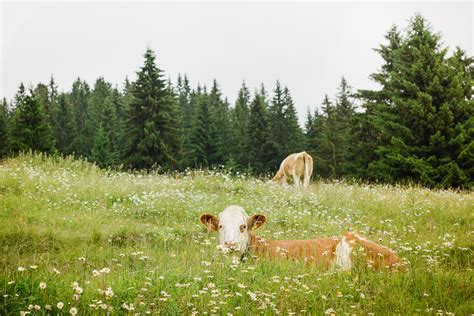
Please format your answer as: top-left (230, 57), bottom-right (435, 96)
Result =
top-left (108, 87), bottom-right (128, 163)
top-left (115, 78), bottom-right (132, 160)
top-left (209, 79), bottom-right (231, 165)
top-left (8, 88), bottom-right (54, 153)
top-left (91, 124), bottom-right (112, 168)
top-left (347, 28), bottom-right (403, 178)
top-left (0, 98), bottom-right (9, 158)
top-left (304, 107), bottom-right (314, 140)
top-left (34, 83), bottom-right (53, 125)
top-left (312, 95), bottom-right (339, 178)
top-left (283, 86), bottom-right (305, 154)
top-left (230, 82), bottom-right (251, 168)
top-left (52, 93), bottom-right (76, 155)
top-left (88, 78), bottom-right (113, 141)
top-left (246, 93), bottom-right (276, 174)
top-left (176, 74), bottom-right (194, 168)
top-left (188, 89), bottom-right (218, 168)
top-left (268, 82), bottom-right (305, 169)
top-left (164, 79), bottom-right (184, 166)
top-left (358, 14), bottom-right (473, 187)
top-left (125, 48), bottom-right (181, 169)
top-left (14, 83), bottom-right (27, 108)
top-left (48, 76), bottom-right (59, 106)
top-left (268, 81), bottom-right (286, 166)
top-left (333, 78), bottom-right (356, 175)
top-left (70, 78), bottom-right (91, 157)
top-left (177, 74), bottom-right (192, 127)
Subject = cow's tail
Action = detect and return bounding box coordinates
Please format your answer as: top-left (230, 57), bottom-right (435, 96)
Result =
top-left (303, 152), bottom-right (313, 188)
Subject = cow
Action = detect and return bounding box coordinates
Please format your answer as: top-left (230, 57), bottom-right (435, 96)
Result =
top-left (199, 205), bottom-right (406, 270)
top-left (272, 151), bottom-right (313, 187)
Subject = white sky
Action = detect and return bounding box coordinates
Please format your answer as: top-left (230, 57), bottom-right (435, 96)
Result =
top-left (1, 1), bottom-right (472, 123)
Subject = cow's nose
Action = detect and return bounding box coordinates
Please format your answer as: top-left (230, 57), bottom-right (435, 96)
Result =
top-left (224, 241), bottom-right (238, 250)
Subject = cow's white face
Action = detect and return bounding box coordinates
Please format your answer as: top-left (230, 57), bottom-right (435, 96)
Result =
top-left (200, 205), bottom-right (266, 253)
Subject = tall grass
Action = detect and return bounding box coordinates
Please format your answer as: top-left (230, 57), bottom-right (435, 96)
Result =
top-left (1, 153), bottom-right (472, 315)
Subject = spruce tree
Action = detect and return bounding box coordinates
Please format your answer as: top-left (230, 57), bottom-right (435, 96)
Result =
top-left (91, 125), bottom-right (112, 168)
top-left (268, 82), bottom-right (305, 169)
top-left (359, 14), bottom-right (473, 187)
top-left (317, 95), bottom-right (338, 178)
top-left (306, 107), bottom-right (325, 178)
top-left (442, 48), bottom-right (474, 187)
top-left (246, 93), bottom-right (276, 174)
top-left (177, 74), bottom-right (193, 128)
top-left (124, 48), bottom-right (182, 169)
top-left (14, 84), bottom-right (27, 108)
top-left (164, 79), bottom-right (184, 167)
top-left (52, 93), bottom-right (76, 155)
top-left (209, 79), bottom-right (231, 165)
top-left (283, 86), bottom-right (305, 155)
top-left (333, 78), bottom-right (356, 176)
top-left (177, 74), bottom-right (193, 168)
top-left (100, 95), bottom-right (118, 165)
top-left (115, 79), bottom-right (132, 160)
top-left (0, 98), bottom-right (9, 157)
top-left (304, 107), bottom-right (314, 142)
top-left (8, 88), bottom-right (54, 153)
top-left (189, 89), bottom-right (218, 168)
top-left (88, 78), bottom-right (113, 144)
top-left (108, 88), bottom-right (128, 163)
top-left (230, 82), bottom-right (251, 169)
top-left (34, 83), bottom-right (54, 126)
top-left (268, 81), bottom-right (286, 165)
top-left (70, 78), bottom-right (91, 157)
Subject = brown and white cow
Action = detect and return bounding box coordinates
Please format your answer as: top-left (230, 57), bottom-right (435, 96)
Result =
top-left (200, 206), bottom-right (406, 270)
top-left (272, 151), bottom-right (313, 187)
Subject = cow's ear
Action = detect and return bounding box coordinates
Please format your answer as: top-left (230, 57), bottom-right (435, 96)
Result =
top-left (248, 214), bottom-right (267, 231)
top-left (200, 214), bottom-right (219, 232)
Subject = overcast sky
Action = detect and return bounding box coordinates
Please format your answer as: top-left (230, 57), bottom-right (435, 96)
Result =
top-left (1, 1), bottom-right (472, 123)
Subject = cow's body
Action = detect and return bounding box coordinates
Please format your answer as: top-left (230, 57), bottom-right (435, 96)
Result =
top-left (250, 234), bottom-right (340, 268)
top-left (273, 151), bottom-right (313, 187)
top-left (200, 206), bottom-right (406, 271)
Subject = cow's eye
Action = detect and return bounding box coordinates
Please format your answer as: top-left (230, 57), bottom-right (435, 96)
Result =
top-left (240, 225), bottom-right (247, 232)
top-left (218, 225), bottom-right (222, 229)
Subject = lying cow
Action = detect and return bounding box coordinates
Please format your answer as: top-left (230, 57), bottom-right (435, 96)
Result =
top-left (272, 151), bottom-right (313, 187)
top-left (200, 205), bottom-right (405, 270)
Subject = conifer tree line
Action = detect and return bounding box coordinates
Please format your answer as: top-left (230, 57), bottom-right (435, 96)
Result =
top-left (0, 15), bottom-right (472, 188)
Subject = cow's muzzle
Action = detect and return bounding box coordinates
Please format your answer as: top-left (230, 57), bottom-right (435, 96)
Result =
top-left (223, 241), bottom-right (240, 252)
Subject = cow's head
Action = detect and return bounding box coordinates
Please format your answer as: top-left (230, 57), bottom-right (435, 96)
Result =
top-left (199, 205), bottom-right (266, 253)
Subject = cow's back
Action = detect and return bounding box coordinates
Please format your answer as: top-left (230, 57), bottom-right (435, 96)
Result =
top-left (253, 236), bottom-right (340, 268)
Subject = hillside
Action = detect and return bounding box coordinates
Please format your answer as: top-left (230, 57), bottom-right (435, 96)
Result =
top-left (1, 154), bottom-right (473, 314)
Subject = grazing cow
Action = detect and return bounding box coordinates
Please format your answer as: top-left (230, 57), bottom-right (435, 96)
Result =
top-left (200, 205), bottom-right (405, 270)
top-left (272, 151), bottom-right (313, 187)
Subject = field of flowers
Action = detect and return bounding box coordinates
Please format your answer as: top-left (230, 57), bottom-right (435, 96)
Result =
top-left (0, 154), bottom-right (473, 315)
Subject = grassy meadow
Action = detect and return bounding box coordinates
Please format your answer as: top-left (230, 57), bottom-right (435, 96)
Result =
top-left (0, 154), bottom-right (473, 315)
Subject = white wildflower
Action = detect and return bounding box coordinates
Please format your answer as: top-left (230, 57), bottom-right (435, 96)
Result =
top-left (100, 267), bottom-right (111, 274)
top-left (247, 291), bottom-right (257, 301)
top-left (104, 287), bottom-right (114, 298)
